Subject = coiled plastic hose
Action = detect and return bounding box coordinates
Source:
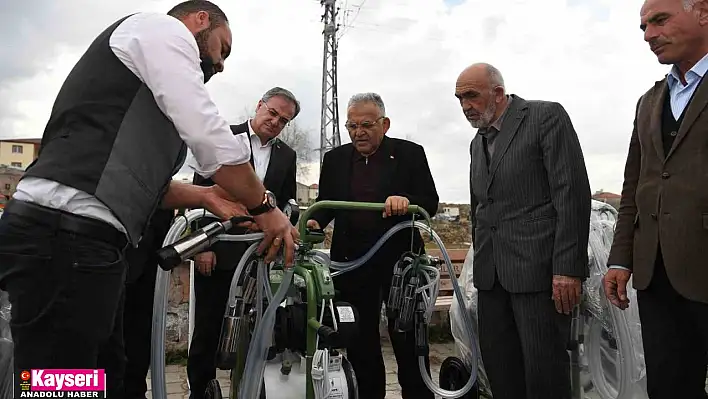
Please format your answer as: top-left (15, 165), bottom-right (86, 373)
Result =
top-left (150, 210), bottom-right (265, 399)
top-left (313, 219), bottom-right (478, 398)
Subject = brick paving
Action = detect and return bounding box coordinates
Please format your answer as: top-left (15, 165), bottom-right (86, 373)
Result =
top-left (146, 339), bottom-right (457, 399)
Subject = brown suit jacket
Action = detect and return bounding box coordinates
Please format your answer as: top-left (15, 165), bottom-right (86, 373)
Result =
top-left (608, 75), bottom-right (708, 304)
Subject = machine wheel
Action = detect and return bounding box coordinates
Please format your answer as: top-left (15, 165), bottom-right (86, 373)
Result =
top-left (439, 356), bottom-right (480, 399)
top-left (205, 379), bottom-right (223, 399)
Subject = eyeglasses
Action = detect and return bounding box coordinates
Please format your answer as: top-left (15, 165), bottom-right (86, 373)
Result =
top-left (262, 101), bottom-right (291, 126)
top-left (345, 116), bottom-right (384, 132)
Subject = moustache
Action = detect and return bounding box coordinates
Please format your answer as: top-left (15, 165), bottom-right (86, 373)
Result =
top-left (464, 111), bottom-right (479, 119)
top-left (649, 39), bottom-right (669, 52)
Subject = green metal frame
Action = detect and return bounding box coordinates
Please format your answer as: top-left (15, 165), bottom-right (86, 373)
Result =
top-left (229, 200), bottom-right (431, 399)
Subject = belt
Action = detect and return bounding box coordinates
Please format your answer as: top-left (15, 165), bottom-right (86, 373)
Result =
top-left (4, 199), bottom-right (127, 249)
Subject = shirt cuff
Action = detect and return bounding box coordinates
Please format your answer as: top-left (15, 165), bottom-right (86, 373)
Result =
top-left (608, 265), bottom-right (631, 271)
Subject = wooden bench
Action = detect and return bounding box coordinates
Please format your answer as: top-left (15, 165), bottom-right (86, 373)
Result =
top-left (427, 248), bottom-right (469, 312)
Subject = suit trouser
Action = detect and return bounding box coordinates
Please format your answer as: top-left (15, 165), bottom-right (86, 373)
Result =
top-left (0, 201), bottom-right (128, 398)
top-left (187, 267), bottom-right (235, 399)
top-left (335, 271), bottom-right (435, 399)
top-left (637, 250), bottom-right (708, 399)
top-left (123, 260), bottom-right (159, 399)
top-left (477, 275), bottom-right (572, 399)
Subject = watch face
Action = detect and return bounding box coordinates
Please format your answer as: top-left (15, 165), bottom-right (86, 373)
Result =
top-left (266, 191), bottom-right (277, 208)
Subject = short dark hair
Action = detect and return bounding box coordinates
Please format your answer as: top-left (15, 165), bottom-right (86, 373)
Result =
top-left (167, 1), bottom-right (228, 28)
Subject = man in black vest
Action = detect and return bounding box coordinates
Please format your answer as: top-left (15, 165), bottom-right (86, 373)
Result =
top-left (187, 87), bottom-right (298, 399)
top-left (604, 0), bottom-right (708, 397)
top-left (0, 1), bottom-right (298, 397)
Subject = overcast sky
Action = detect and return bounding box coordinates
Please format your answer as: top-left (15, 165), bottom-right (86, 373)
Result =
top-left (0, 0), bottom-right (669, 203)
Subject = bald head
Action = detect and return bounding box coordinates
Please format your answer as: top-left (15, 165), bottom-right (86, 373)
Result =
top-left (640, 0), bottom-right (708, 73)
top-left (455, 63), bottom-right (508, 129)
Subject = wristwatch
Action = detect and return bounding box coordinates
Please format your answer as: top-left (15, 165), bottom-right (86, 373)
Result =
top-left (248, 190), bottom-right (277, 216)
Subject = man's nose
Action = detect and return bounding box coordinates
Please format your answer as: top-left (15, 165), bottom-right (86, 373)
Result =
top-left (644, 26), bottom-right (658, 43)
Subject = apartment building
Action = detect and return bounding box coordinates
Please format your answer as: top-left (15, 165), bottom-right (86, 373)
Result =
top-left (0, 138), bottom-right (41, 170)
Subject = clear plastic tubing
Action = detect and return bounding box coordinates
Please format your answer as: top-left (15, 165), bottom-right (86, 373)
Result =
top-left (238, 267), bottom-right (295, 398)
top-left (150, 210), bottom-right (264, 399)
top-left (314, 220), bottom-right (478, 398)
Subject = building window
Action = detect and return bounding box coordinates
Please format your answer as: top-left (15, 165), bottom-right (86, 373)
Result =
top-left (11, 145), bottom-right (22, 154)
top-left (10, 162), bottom-right (22, 168)
top-left (3, 184), bottom-right (9, 190)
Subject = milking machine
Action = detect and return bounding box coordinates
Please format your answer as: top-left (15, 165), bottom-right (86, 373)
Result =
top-left (150, 199), bottom-right (479, 399)
top-left (443, 200), bottom-right (650, 399)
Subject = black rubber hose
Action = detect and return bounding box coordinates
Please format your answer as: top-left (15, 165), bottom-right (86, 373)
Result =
top-left (438, 356), bottom-right (480, 399)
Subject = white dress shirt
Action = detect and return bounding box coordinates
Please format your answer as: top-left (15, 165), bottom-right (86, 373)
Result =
top-left (248, 120), bottom-right (275, 182)
top-left (14, 13), bottom-right (252, 236)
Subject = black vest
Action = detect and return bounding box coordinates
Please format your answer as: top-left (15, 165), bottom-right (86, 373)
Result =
top-left (23, 14), bottom-right (188, 245)
top-left (661, 90), bottom-right (686, 157)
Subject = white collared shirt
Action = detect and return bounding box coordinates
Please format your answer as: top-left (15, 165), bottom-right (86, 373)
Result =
top-left (248, 120), bottom-right (275, 182)
top-left (14, 13), bottom-right (252, 235)
top-left (667, 52), bottom-right (708, 119)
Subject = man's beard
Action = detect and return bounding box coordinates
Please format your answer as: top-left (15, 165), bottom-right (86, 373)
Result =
top-left (467, 101), bottom-right (497, 129)
top-left (195, 29), bottom-right (216, 83)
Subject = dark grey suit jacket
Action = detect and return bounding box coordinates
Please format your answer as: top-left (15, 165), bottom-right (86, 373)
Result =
top-left (469, 95), bottom-right (591, 293)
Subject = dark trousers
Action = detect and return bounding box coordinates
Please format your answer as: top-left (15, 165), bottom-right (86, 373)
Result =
top-left (335, 271), bottom-right (435, 399)
top-left (638, 252), bottom-right (708, 399)
top-left (123, 260), bottom-right (158, 399)
top-left (0, 201), bottom-right (128, 398)
top-left (478, 276), bottom-right (571, 399)
top-left (187, 267), bottom-right (236, 399)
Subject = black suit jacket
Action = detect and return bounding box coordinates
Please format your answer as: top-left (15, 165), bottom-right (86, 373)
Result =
top-left (469, 95), bottom-right (591, 293)
top-left (192, 121), bottom-right (297, 270)
top-left (311, 136), bottom-right (439, 288)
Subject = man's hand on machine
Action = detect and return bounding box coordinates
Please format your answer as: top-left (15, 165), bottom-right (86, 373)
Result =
top-left (195, 251), bottom-right (217, 276)
top-left (253, 208), bottom-right (300, 267)
top-left (383, 195), bottom-right (410, 218)
top-left (201, 186), bottom-right (256, 230)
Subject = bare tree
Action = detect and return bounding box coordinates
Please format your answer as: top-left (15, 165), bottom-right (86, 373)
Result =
top-left (236, 107), bottom-right (314, 181)
top-left (278, 120), bottom-right (314, 181)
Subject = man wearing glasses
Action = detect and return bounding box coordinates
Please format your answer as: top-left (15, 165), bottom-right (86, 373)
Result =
top-left (187, 87), bottom-right (299, 399)
top-left (306, 92), bottom-right (439, 398)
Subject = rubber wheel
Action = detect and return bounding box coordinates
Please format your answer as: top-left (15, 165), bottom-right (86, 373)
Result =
top-left (205, 379), bottom-right (222, 399)
top-left (439, 356), bottom-right (479, 399)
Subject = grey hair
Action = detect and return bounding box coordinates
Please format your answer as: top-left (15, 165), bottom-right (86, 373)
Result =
top-left (347, 92), bottom-right (386, 117)
top-left (684, 0), bottom-right (700, 10)
top-left (262, 87), bottom-right (301, 118)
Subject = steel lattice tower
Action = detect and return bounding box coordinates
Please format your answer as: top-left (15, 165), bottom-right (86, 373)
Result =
top-left (318, 0), bottom-right (341, 169)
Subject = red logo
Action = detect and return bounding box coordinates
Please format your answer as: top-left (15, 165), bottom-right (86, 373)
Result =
top-left (20, 370), bottom-right (30, 381)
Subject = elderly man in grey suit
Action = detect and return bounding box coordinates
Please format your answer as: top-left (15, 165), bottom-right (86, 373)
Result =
top-left (457, 63), bottom-right (591, 399)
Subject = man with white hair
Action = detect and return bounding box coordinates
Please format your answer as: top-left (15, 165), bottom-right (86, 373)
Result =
top-left (457, 63), bottom-right (591, 399)
top-left (605, 0), bottom-right (708, 397)
top-left (306, 92), bottom-right (439, 399)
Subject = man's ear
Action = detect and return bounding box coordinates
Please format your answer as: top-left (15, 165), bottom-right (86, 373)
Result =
top-left (382, 117), bottom-right (391, 135)
top-left (195, 11), bottom-right (211, 30)
top-left (697, 0), bottom-right (708, 26)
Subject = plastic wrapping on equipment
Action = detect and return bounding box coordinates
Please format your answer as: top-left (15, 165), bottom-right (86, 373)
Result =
top-left (448, 199), bottom-right (647, 394)
top-left (448, 247), bottom-right (493, 397)
top-left (582, 200), bottom-right (646, 385)
top-left (0, 290), bottom-right (13, 399)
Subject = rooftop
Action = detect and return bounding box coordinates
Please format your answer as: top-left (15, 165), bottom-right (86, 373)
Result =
top-left (0, 138), bottom-right (41, 145)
